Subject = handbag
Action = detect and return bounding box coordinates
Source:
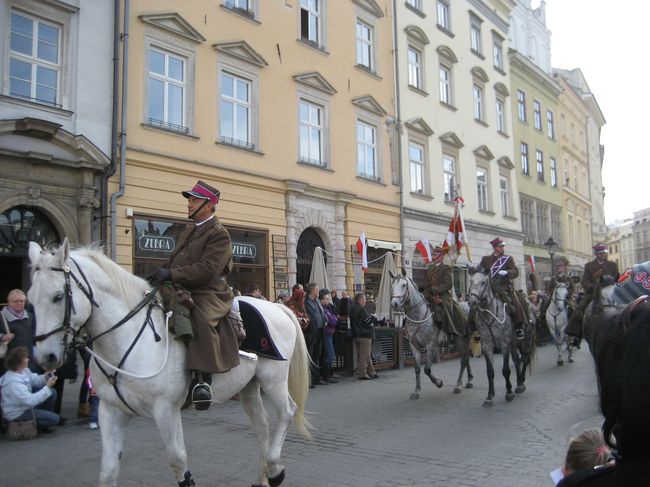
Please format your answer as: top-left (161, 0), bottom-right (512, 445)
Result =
top-left (0, 313), bottom-right (10, 359)
top-left (7, 411), bottom-right (37, 440)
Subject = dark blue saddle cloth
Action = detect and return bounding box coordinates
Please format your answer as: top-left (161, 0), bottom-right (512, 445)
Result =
top-left (238, 300), bottom-right (285, 360)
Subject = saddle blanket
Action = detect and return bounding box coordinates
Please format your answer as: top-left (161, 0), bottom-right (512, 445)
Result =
top-left (238, 300), bottom-right (285, 360)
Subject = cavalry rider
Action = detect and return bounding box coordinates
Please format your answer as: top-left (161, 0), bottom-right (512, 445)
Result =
top-left (423, 246), bottom-right (467, 336)
top-left (565, 243), bottom-right (619, 343)
top-left (539, 256), bottom-right (575, 326)
top-left (476, 237), bottom-right (529, 340)
top-left (149, 180), bottom-right (240, 410)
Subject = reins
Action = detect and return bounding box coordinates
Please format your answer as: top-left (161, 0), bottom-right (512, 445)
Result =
top-left (392, 277), bottom-right (433, 343)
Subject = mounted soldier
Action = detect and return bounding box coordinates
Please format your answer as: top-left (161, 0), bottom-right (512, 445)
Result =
top-left (423, 246), bottom-right (467, 336)
top-left (539, 256), bottom-right (575, 327)
top-left (565, 243), bottom-right (619, 343)
top-left (472, 237), bottom-right (529, 341)
top-left (148, 180), bottom-right (240, 410)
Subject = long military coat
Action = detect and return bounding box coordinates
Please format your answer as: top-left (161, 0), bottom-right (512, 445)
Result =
top-left (581, 259), bottom-right (619, 295)
top-left (423, 263), bottom-right (467, 335)
top-left (168, 218), bottom-right (240, 373)
top-left (478, 253), bottom-right (529, 324)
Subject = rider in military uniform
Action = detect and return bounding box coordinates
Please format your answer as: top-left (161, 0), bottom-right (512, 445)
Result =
top-left (539, 256), bottom-right (575, 326)
top-left (476, 237), bottom-right (529, 340)
top-left (423, 246), bottom-right (467, 336)
top-left (565, 243), bottom-right (619, 342)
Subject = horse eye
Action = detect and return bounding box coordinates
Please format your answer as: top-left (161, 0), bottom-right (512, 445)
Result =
top-left (52, 292), bottom-right (64, 303)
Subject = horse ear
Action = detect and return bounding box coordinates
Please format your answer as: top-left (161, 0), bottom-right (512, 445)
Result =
top-left (56, 237), bottom-right (70, 265)
top-left (28, 241), bottom-right (43, 264)
top-left (468, 266), bottom-right (476, 276)
top-left (401, 267), bottom-right (406, 277)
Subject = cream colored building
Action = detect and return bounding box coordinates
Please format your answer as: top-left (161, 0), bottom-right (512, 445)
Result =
top-left (606, 220), bottom-right (634, 271)
top-left (110, 0), bottom-right (400, 298)
top-left (396, 0), bottom-right (522, 294)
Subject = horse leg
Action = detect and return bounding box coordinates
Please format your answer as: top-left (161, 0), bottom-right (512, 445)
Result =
top-left (503, 349), bottom-right (515, 402)
top-left (567, 334), bottom-right (574, 363)
top-left (454, 336), bottom-right (471, 393)
top-left (239, 380), bottom-right (272, 487)
top-left (512, 339), bottom-right (526, 394)
top-left (465, 337), bottom-right (474, 389)
top-left (424, 346), bottom-right (443, 389)
top-left (482, 348), bottom-right (495, 408)
top-left (410, 347), bottom-right (422, 400)
top-left (555, 322), bottom-right (564, 366)
top-left (98, 402), bottom-right (132, 487)
top-left (153, 403), bottom-right (192, 486)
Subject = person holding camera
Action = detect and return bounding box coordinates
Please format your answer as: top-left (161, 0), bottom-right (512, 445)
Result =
top-left (0, 346), bottom-right (60, 433)
top-left (350, 293), bottom-right (380, 380)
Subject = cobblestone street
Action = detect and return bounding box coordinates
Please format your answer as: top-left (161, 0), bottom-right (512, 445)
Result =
top-left (0, 344), bottom-right (603, 487)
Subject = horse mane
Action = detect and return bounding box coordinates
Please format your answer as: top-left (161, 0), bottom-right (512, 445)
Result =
top-left (73, 247), bottom-right (151, 308)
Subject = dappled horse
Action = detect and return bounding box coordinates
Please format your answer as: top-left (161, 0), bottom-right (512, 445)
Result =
top-left (546, 282), bottom-right (573, 366)
top-left (390, 270), bottom-right (473, 400)
top-left (468, 270), bottom-right (527, 407)
top-left (27, 240), bottom-right (311, 487)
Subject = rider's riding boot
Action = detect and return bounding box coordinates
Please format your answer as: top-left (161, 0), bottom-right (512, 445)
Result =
top-left (181, 374), bottom-right (198, 410)
top-left (192, 372), bottom-right (212, 411)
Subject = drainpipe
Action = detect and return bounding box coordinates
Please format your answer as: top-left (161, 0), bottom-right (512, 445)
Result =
top-left (392, 0), bottom-right (405, 264)
top-left (109, 0), bottom-right (129, 260)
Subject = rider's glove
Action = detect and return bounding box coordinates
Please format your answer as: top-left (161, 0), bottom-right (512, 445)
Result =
top-left (497, 270), bottom-right (508, 276)
top-left (148, 267), bottom-right (171, 283)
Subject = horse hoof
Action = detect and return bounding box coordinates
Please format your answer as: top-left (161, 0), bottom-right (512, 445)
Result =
top-left (515, 385), bottom-right (526, 394)
top-left (465, 383), bottom-right (474, 389)
top-left (505, 392), bottom-right (515, 402)
top-left (482, 399), bottom-right (493, 408)
top-left (568, 358), bottom-right (574, 363)
top-left (410, 393), bottom-right (420, 400)
top-left (557, 360), bottom-right (564, 366)
top-left (269, 468), bottom-right (286, 487)
top-left (453, 386), bottom-right (462, 394)
top-left (435, 379), bottom-right (443, 389)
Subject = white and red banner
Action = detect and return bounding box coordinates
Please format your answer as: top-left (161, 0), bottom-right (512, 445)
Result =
top-left (415, 239), bottom-right (432, 264)
top-left (356, 232), bottom-right (368, 272)
top-left (529, 255), bottom-right (536, 273)
top-left (442, 196), bottom-right (469, 262)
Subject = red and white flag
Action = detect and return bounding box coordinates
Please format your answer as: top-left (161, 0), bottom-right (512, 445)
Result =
top-left (356, 232), bottom-right (368, 272)
top-left (529, 255), bottom-right (536, 273)
top-left (415, 239), bottom-right (432, 264)
top-left (442, 196), bottom-right (469, 261)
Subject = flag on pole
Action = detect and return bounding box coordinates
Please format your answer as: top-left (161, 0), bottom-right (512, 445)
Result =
top-left (415, 239), bottom-right (432, 264)
top-left (442, 196), bottom-right (469, 262)
top-left (529, 255), bottom-right (536, 273)
top-left (356, 232), bottom-right (368, 272)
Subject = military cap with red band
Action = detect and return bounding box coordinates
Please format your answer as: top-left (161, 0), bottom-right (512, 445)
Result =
top-left (490, 237), bottom-right (506, 247)
top-left (592, 243), bottom-right (608, 254)
top-left (181, 180), bottom-right (220, 205)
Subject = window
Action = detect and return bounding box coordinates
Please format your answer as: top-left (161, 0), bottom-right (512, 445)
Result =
top-left (407, 0), bottom-right (422, 10)
top-left (517, 89), bottom-right (526, 122)
top-left (520, 142), bottom-right (529, 174)
top-left (220, 72), bottom-right (251, 148)
top-left (8, 12), bottom-right (61, 106)
top-left (439, 65), bottom-right (451, 104)
top-left (408, 46), bottom-right (422, 89)
top-left (443, 154), bottom-right (456, 201)
top-left (496, 98), bottom-right (505, 133)
top-left (547, 110), bottom-right (555, 138)
top-left (550, 158), bottom-right (558, 187)
top-left (536, 203), bottom-right (549, 245)
top-left (356, 20), bottom-right (373, 71)
top-left (533, 100), bottom-right (542, 130)
top-left (470, 14), bottom-right (482, 54)
top-left (493, 34), bottom-right (503, 70)
top-left (299, 99), bottom-right (323, 165)
top-left (222, 0), bottom-right (255, 19)
top-left (148, 48), bottom-right (186, 132)
top-left (472, 85), bottom-right (482, 120)
top-left (437, 1), bottom-right (451, 31)
top-left (499, 176), bottom-right (510, 216)
top-left (551, 206), bottom-right (562, 247)
top-left (521, 197), bottom-right (535, 243)
top-left (300, 0), bottom-right (321, 46)
top-left (536, 150), bottom-right (544, 181)
top-left (409, 142), bottom-right (424, 194)
top-left (357, 121), bottom-right (377, 180)
top-left (477, 168), bottom-right (488, 211)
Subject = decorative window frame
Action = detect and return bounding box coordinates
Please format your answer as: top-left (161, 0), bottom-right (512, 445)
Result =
top-left (354, 14), bottom-right (377, 76)
top-left (437, 46), bottom-right (457, 109)
top-left (492, 30), bottom-right (505, 74)
top-left (471, 66), bottom-right (489, 125)
top-left (469, 11), bottom-right (483, 58)
top-left (494, 82), bottom-right (509, 136)
top-left (353, 95), bottom-right (386, 183)
top-left (497, 156), bottom-right (515, 219)
top-left (405, 117), bottom-right (433, 197)
top-left (220, 0), bottom-right (260, 23)
top-left (439, 132), bottom-right (463, 204)
top-left (298, 0), bottom-right (329, 53)
top-left (405, 25), bottom-right (429, 94)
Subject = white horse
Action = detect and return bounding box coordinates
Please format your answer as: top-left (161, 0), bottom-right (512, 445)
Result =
top-left (27, 239), bottom-right (311, 487)
top-left (545, 283), bottom-right (573, 366)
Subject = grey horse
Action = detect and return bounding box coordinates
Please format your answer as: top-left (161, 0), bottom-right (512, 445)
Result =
top-left (467, 270), bottom-right (527, 407)
top-left (390, 270), bottom-right (473, 400)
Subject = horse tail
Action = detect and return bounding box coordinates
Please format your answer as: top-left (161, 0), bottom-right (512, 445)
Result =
top-left (277, 304), bottom-right (313, 441)
top-left (527, 320), bottom-right (537, 372)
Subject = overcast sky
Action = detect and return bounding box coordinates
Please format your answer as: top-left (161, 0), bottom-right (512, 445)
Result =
top-left (543, 0), bottom-right (650, 224)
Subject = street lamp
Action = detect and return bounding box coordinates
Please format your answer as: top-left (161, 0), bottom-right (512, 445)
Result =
top-left (544, 236), bottom-right (558, 276)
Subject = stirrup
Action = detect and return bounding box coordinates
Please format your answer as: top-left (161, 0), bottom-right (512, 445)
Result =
top-left (192, 382), bottom-right (212, 411)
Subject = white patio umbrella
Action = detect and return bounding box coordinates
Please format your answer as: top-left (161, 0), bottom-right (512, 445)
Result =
top-left (375, 252), bottom-right (397, 321)
top-left (309, 246), bottom-right (330, 290)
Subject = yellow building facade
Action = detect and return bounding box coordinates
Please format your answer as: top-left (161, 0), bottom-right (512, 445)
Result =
top-left (109, 0), bottom-right (400, 298)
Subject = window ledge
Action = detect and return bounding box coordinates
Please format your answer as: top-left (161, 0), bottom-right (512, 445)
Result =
top-left (297, 159), bottom-right (334, 172)
top-left (471, 49), bottom-right (485, 60)
top-left (357, 175), bottom-right (386, 186)
top-left (0, 94), bottom-right (73, 117)
top-left (494, 66), bottom-right (506, 76)
top-left (408, 85), bottom-right (429, 97)
top-left (215, 140), bottom-right (264, 156)
top-left (296, 38), bottom-right (330, 56)
top-left (355, 64), bottom-right (382, 80)
top-left (410, 191), bottom-right (433, 201)
top-left (404, 3), bottom-right (426, 18)
top-left (503, 215), bottom-right (518, 222)
top-left (440, 101), bottom-right (457, 112)
top-left (479, 209), bottom-right (496, 216)
top-left (522, 171), bottom-right (531, 177)
top-left (219, 4), bottom-right (260, 24)
top-left (534, 127), bottom-right (543, 133)
top-left (498, 130), bottom-right (509, 139)
top-left (444, 199), bottom-right (457, 208)
top-left (437, 25), bottom-right (455, 38)
top-left (141, 123), bottom-right (199, 140)
top-left (518, 119), bottom-right (528, 126)
top-left (474, 119), bottom-right (489, 128)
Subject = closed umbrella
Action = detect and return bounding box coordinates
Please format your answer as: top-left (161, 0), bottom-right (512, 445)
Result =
top-left (375, 252), bottom-right (396, 321)
top-left (309, 246), bottom-right (330, 290)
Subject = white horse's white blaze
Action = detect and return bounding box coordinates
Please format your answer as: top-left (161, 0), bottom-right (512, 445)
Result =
top-left (546, 283), bottom-right (572, 366)
top-left (27, 241), bottom-right (311, 487)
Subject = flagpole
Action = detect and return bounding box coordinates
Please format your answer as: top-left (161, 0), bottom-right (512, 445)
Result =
top-left (457, 196), bottom-right (471, 263)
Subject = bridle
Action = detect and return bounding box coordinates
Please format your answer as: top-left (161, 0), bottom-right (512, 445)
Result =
top-left (391, 276), bottom-right (432, 325)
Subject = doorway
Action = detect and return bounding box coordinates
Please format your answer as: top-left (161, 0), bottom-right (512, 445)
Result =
top-left (296, 227), bottom-right (325, 287)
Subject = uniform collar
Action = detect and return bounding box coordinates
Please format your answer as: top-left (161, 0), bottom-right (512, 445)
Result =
top-left (195, 215), bottom-right (215, 227)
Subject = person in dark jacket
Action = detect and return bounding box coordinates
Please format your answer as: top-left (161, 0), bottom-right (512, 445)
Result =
top-left (0, 290), bottom-right (37, 375)
top-left (304, 283), bottom-right (329, 386)
top-left (350, 293), bottom-right (379, 380)
top-left (320, 289), bottom-right (338, 383)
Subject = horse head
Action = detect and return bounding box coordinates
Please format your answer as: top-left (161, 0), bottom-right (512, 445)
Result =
top-left (552, 282), bottom-right (568, 311)
top-left (468, 270), bottom-right (491, 308)
top-left (27, 238), bottom-right (95, 370)
top-left (390, 271), bottom-right (410, 312)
